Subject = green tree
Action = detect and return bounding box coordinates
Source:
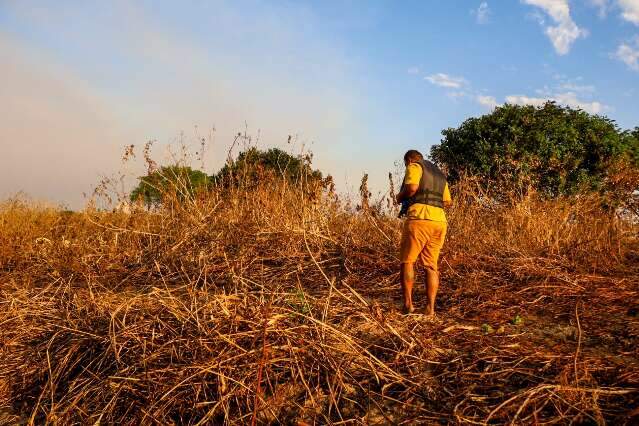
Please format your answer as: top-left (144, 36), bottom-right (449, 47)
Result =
top-left (624, 127), bottom-right (639, 163)
top-left (430, 102), bottom-right (639, 197)
top-left (214, 147), bottom-right (322, 186)
top-left (130, 166), bottom-right (210, 206)
top-left (130, 148), bottom-right (326, 206)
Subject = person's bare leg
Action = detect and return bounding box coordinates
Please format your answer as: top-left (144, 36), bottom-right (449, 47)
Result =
top-left (424, 268), bottom-right (439, 317)
top-left (401, 262), bottom-right (416, 314)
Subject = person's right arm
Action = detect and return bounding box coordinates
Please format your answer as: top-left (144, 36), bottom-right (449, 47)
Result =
top-left (396, 183), bottom-right (418, 204)
top-left (395, 163), bottom-right (421, 204)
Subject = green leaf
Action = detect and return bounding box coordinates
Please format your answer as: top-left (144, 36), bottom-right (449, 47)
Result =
top-left (482, 324), bottom-right (494, 334)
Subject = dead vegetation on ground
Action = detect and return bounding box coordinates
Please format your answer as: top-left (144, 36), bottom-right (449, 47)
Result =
top-left (0, 155), bottom-right (638, 425)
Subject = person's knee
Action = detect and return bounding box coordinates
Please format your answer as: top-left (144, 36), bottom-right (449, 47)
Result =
top-left (423, 264), bottom-right (439, 276)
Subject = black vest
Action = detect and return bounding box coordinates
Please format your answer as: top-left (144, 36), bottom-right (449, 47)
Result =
top-left (408, 159), bottom-right (447, 209)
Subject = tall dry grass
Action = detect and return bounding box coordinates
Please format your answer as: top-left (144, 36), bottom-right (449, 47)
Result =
top-left (0, 159), bottom-right (638, 424)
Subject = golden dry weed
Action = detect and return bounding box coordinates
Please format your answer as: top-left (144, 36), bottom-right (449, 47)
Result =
top-left (0, 166), bottom-right (638, 425)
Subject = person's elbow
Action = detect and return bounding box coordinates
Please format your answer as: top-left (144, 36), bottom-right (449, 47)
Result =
top-left (404, 184), bottom-right (418, 197)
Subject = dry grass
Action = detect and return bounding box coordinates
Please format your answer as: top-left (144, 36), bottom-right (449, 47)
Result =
top-left (0, 164), bottom-right (638, 425)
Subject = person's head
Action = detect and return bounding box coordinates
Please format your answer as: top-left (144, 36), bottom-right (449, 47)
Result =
top-left (403, 150), bottom-right (423, 166)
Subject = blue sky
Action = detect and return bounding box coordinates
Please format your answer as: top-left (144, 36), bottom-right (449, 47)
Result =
top-left (1, 0), bottom-right (638, 207)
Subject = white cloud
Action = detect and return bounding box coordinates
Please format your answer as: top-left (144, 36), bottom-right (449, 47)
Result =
top-left (475, 2), bottom-right (490, 24)
top-left (545, 74), bottom-right (596, 94)
top-left (519, 75), bottom-right (601, 111)
top-left (618, 0), bottom-right (639, 25)
top-left (477, 95), bottom-right (498, 109)
top-left (425, 73), bottom-right (467, 88)
top-left (407, 66), bottom-right (420, 75)
top-left (588, 0), bottom-right (610, 17)
top-left (553, 92), bottom-right (604, 113)
top-left (586, 1), bottom-right (639, 25)
top-left (505, 95), bottom-right (549, 107)
top-left (557, 82), bottom-right (595, 93)
top-left (505, 92), bottom-right (605, 114)
top-left (447, 91), bottom-right (469, 100)
top-left (527, 9), bottom-right (547, 25)
top-left (521, 0), bottom-right (588, 55)
top-left (431, 70), bottom-right (602, 115)
top-left (615, 37), bottom-right (639, 70)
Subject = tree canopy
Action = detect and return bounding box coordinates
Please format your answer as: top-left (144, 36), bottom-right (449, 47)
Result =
top-left (130, 166), bottom-right (209, 206)
top-left (213, 147), bottom-right (322, 186)
top-left (130, 148), bottom-right (323, 205)
top-left (430, 102), bottom-right (639, 197)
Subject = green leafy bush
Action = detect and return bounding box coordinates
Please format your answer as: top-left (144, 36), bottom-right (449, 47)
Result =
top-left (431, 102), bottom-right (639, 197)
top-left (130, 166), bottom-right (210, 206)
top-left (213, 147), bottom-right (322, 187)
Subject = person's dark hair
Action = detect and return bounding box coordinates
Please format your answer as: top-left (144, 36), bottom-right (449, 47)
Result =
top-left (403, 150), bottom-right (423, 163)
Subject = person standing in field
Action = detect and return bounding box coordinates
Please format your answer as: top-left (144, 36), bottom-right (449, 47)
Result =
top-left (395, 150), bottom-right (452, 316)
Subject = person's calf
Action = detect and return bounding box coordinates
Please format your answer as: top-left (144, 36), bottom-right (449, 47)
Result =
top-left (424, 267), bottom-right (439, 317)
top-left (401, 263), bottom-right (416, 314)
top-left (401, 280), bottom-right (415, 314)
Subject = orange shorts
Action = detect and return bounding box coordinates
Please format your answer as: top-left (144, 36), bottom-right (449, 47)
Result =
top-left (400, 220), bottom-right (447, 271)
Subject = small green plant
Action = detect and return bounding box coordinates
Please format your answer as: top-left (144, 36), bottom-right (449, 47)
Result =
top-left (512, 314), bottom-right (524, 325)
top-left (482, 324), bottom-right (494, 334)
top-left (289, 288), bottom-right (311, 315)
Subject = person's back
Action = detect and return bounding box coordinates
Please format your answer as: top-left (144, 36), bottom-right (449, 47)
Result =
top-left (403, 158), bottom-right (450, 222)
top-left (395, 150), bottom-right (452, 316)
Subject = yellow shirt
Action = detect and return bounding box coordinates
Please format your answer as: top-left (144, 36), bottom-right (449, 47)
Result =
top-left (403, 163), bottom-right (451, 223)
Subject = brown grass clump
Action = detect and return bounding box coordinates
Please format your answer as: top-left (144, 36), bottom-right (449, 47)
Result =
top-left (0, 160), bottom-right (638, 425)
